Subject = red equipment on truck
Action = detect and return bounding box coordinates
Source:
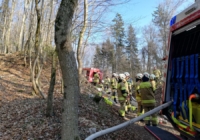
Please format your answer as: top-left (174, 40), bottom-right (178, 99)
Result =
top-left (162, 0), bottom-right (200, 139)
top-left (82, 68), bottom-right (103, 83)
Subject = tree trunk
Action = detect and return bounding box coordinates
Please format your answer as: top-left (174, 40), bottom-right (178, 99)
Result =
top-left (31, 0), bottom-right (46, 99)
top-left (18, 0), bottom-right (30, 52)
top-left (46, 51), bottom-right (57, 117)
top-left (24, 0), bottom-right (34, 67)
top-left (45, 0), bottom-right (54, 45)
top-left (77, 0), bottom-right (88, 78)
top-left (1, 0), bottom-right (9, 53)
top-left (55, 0), bottom-right (80, 139)
top-left (5, 0), bottom-right (16, 53)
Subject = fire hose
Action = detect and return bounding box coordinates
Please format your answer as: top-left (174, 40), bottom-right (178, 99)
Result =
top-left (85, 101), bottom-right (173, 140)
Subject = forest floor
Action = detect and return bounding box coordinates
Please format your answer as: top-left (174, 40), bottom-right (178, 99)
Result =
top-left (0, 53), bottom-right (181, 140)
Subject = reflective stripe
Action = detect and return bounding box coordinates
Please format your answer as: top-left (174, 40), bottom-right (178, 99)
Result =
top-left (119, 110), bottom-right (125, 117)
top-left (118, 97), bottom-right (125, 101)
top-left (151, 117), bottom-right (158, 121)
top-left (130, 106), bottom-right (136, 111)
top-left (144, 117), bottom-right (150, 120)
top-left (136, 97), bottom-right (141, 101)
top-left (142, 100), bottom-right (156, 104)
top-left (123, 93), bottom-right (128, 97)
top-left (121, 86), bottom-right (126, 90)
top-left (136, 85), bottom-right (140, 90)
top-left (140, 82), bottom-right (152, 88)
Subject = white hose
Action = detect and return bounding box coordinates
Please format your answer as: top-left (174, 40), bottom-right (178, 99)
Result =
top-left (85, 101), bottom-right (173, 140)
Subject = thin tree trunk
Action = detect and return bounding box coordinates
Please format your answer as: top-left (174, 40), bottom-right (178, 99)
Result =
top-left (39, 0), bottom-right (45, 49)
top-left (31, 0), bottom-right (46, 99)
top-left (2, 16), bottom-right (7, 53)
top-left (5, 0), bottom-right (16, 53)
top-left (1, 0), bottom-right (9, 53)
top-left (55, 0), bottom-right (80, 139)
top-left (18, 0), bottom-right (30, 52)
top-left (24, 0), bottom-right (34, 67)
top-left (46, 51), bottom-right (57, 117)
top-left (45, 0), bottom-right (54, 45)
top-left (77, 0), bottom-right (88, 78)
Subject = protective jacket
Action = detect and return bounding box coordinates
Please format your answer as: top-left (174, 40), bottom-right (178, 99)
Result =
top-left (111, 77), bottom-right (117, 89)
top-left (150, 80), bottom-right (156, 91)
top-left (93, 73), bottom-right (100, 83)
top-left (153, 69), bottom-right (161, 78)
top-left (127, 78), bottom-right (133, 93)
top-left (135, 82), bottom-right (141, 102)
top-left (139, 82), bottom-right (156, 106)
top-left (117, 79), bottom-right (129, 117)
top-left (104, 78), bottom-right (110, 85)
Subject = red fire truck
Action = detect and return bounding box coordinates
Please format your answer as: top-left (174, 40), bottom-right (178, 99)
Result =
top-left (82, 68), bottom-right (103, 83)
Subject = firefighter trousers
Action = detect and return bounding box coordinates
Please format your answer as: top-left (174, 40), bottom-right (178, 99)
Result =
top-left (143, 106), bottom-right (158, 125)
top-left (111, 88), bottom-right (118, 103)
top-left (137, 101), bottom-right (144, 116)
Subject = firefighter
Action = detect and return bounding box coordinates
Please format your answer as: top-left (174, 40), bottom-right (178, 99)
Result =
top-left (153, 66), bottom-right (161, 82)
top-left (150, 74), bottom-right (160, 107)
top-left (124, 72), bottom-right (133, 93)
top-left (124, 72), bottom-right (133, 112)
top-left (98, 80), bottom-right (104, 90)
top-left (93, 72), bottom-right (100, 86)
top-left (117, 73), bottom-right (129, 117)
top-left (140, 72), bottom-right (158, 126)
top-left (104, 76), bottom-right (110, 93)
top-left (150, 74), bottom-right (156, 91)
top-left (111, 73), bottom-right (118, 103)
top-left (135, 73), bottom-right (144, 116)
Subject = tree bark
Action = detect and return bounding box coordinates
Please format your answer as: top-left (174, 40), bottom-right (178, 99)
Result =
top-left (77, 0), bottom-right (88, 78)
top-left (5, 0), bottom-right (16, 53)
top-left (31, 0), bottom-right (46, 99)
top-left (55, 0), bottom-right (80, 139)
top-left (1, 0), bottom-right (9, 53)
top-left (24, 0), bottom-right (34, 67)
top-left (17, 0), bottom-right (30, 51)
top-left (46, 51), bottom-right (57, 117)
top-left (45, 0), bottom-right (54, 45)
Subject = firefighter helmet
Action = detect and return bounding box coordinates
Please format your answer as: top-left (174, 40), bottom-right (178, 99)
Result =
top-left (150, 74), bottom-right (155, 80)
top-left (112, 73), bottom-right (116, 77)
top-left (119, 73), bottom-right (126, 80)
top-left (124, 72), bottom-right (130, 77)
top-left (142, 72), bottom-right (150, 82)
top-left (143, 72), bottom-right (150, 78)
top-left (136, 73), bottom-right (143, 79)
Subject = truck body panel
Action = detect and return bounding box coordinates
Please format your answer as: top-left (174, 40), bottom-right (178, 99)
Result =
top-left (82, 67), bottom-right (103, 83)
top-left (163, 1), bottom-right (200, 139)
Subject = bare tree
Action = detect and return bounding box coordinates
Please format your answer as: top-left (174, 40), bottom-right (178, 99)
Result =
top-left (142, 24), bottom-right (158, 73)
top-left (31, 0), bottom-right (46, 99)
top-left (17, 0), bottom-right (30, 51)
top-left (55, 0), bottom-right (80, 139)
top-left (24, 0), bottom-right (35, 67)
top-left (45, 0), bottom-right (54, 46)
top-left (5, 0), bottom-right (16, 53)
top-left (46, 51), bottom-right (57, 117)
top-left (152, 0), bottom-right (186, 57)
top-left (77, 0), bottom-right (88, 78)
top-left (0, 0), bottom-right (10, 53)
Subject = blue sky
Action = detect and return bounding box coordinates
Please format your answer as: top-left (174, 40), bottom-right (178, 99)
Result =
top-left (95, 0), bottom-right (194, 45)
top-left (86, 0), bottom-right (194, 66)
top-left (107, 0), bottom-right (194, 28)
